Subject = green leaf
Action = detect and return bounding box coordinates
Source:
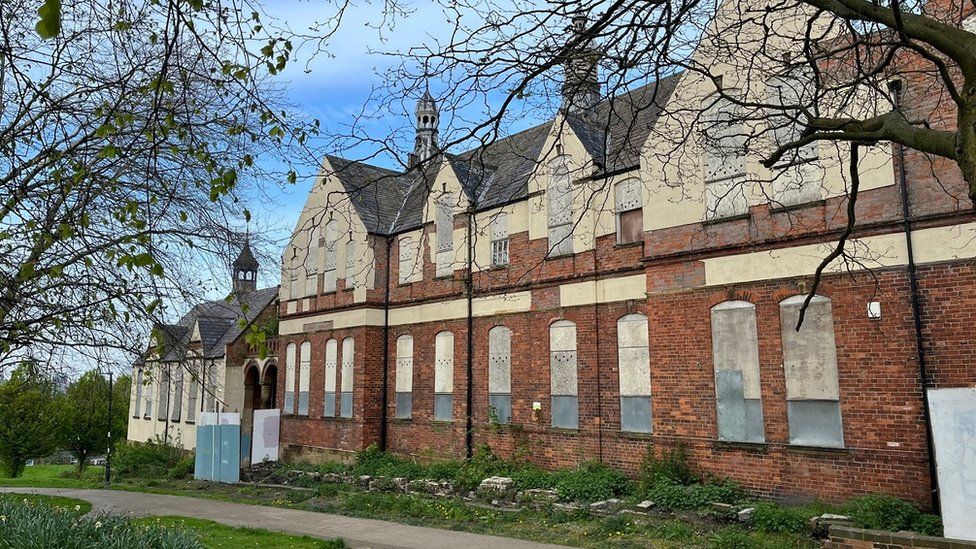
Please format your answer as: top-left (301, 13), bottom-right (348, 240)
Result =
top-left (35, 0), bottom-right (61, 39)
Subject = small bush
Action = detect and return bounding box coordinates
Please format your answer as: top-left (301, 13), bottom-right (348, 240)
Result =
top-left (511, 466), bottom-right (556, 490)
top-left (843, 494), bottom-right (941, 536)
top-left (168, 455), bottom-right (195, 479)
top-left (113, 438), bottom-right (186, 479)
top-left (552, 461), bottom-right (632, 503)
top-left (352, 444), bottom-right (425, 479)
top-left (749, 502), bottom-right (809, 534)
top-left (644, 478), bottom-right (744, 510)
top-left (639, 444), bottom-right (698, 490)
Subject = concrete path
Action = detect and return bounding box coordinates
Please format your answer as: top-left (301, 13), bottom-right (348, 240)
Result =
top-left (0, 487), bottom-right (570, 549)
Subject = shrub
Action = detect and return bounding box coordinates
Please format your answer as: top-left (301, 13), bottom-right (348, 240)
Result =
top-left (352, 444), bottom-right (425, 479)
top-left (511, 466), bottom-right (556, 490)
top-left (843, 494), bottom-right (941, 536)
top-left (748, 502), bottom-right (809, 534)
top-left (552, 461), bottom-right (632, 503)
top-left (113, 438), bottom-right (186, 479)
top-left (167, 455), bottom-right (195, 479)
top-left (0, 496), bottom-right (201, 548)
top-left (639, 444), bottom-right (698, 490)
top-left (644, 478), bottom-right (744, 510)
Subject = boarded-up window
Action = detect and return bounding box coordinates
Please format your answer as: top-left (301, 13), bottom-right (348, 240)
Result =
top-left (144, 368), bottom-right (153, 419)
top-left (284, 343), bottom-right (296, 413)
top-left (323, 221), bottom-right (338, 293)
top-left (490, 212), bottom-right (509, 267)
top-left (703, 93), bottom-right (748, 219)
top-left (434, 331), bottom-right (454, 421)
top-left (172, 368), bottom-right (183, 422)
top-left (324, 339), bottom-right (337, 417)
top-left (398, 236), bottom-right (416, 284)
top-left (306, 228), bottom-right (320, 296)
top-left (298, 342), bottom-right (311, 415)
top-left (711, 301), bottom-right (765, 443)
top-left (395, 335), bottom-right (414, 419)
top-left (435, 195), bottom-right (454, 277)
top-left (186, 364), bottom-right (197, 422)
top-left (767, 70), bottom-right (822, 206)
top-left (288, 247), bottom-right (301, 301)
top-left (615, 179), bottom-right (643, 245)
top-left (618, 314), bottom-right (651, 432)
top-left (157, 368), bottom-right (170, 420)
top-left (133, 369), bottom-right (143, 418)
top-left (550, 320), bottom-right (578, 429)
top-left (780, 295), bottom-right (844, 448)
top-left (488, 326), bottom-right (512, 424)
top-left (204, 362), bottom-right (216, 413)
top-left (547, 161), bottom-right (574, 256)
top-left (345, 240), bottom-right (356, 287)
top-left (340, 337), bottom-right (354, 418)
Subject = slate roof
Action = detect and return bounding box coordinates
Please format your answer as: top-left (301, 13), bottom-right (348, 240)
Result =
top-left (148, 286), bottom-right (279, 362)
top-left (324, 72), bottom-right (682, 235)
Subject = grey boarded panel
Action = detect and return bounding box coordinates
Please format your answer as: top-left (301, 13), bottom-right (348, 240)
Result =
top-left (298, 392), bottom-right (309, 416)
top-left (284, 392), bottom-right (294, 414)
top-left (340, 392), bottom-right (353, 418)
top-left (787, 400), bottom-right (844, 448)
top-left (620, 396), bottom-right (652, 433)
top-left (552, 395), bottom-right (579, 429)
top-left (434, 394), bottom-right (453, 422)
top-left (716, 369), bottom-right (747, 442)
top-left (744, 399), bottom-right (765, 443)
top-left (489, 394), bottom-right (512, 424)
top-left (395, 392), bottom-right (412, 419)
top-left (324, 393), bottom-right (336, 417)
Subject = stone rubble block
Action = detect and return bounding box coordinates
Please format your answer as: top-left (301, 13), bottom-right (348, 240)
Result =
top-left (635, 500), bottom-right (655, 513)
top-left (737, 507), bottom-right (755, 522)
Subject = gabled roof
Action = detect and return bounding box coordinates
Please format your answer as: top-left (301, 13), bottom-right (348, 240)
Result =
top-left (146, 285), bottom-right (279, 363)
top-left (323, 72), bottom-right (682, 235)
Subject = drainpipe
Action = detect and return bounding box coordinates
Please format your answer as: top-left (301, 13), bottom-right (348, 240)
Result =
top-left (891, 80), bottom-right (940, 513)
top-left (380, 236), bottom-right (393, 451)
top-left (465, 208), bottom-right (475, 459)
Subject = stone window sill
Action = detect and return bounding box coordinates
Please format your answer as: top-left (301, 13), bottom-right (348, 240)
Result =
top-left (185, 420), bottom-right (195, 425)
top-left (544, 253), bottom-right (574, 262)
top-left (613, 241), bottom-right (643, 250)
top-left (619, 431), bottom-right (654, 440)
top-left (550, 427), bottom-right (579, 434)
top-left (392, 417), bottom-right (412, 423)
top-left (713, 440), bottom-right (768, 453)
top-left (703, 212), bottom-right (750, 226)
top-left (785, 444), bottom-right (848, 456)
top-left (489, 264), bottom-right (509, 270)
top-left (769, 198), bottom-right (826, 214)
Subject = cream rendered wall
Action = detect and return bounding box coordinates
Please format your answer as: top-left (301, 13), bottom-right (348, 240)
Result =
top-left (424, 162), bottom-right (471, 276)
top-left (281, 156), bottom-right (375, 305)
top-left (639, 3), bottom-right (894, 231)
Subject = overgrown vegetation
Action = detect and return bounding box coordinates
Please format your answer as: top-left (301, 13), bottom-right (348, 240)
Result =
top-left (843, 494), bottom-right (942, 537)
top-left (0, 494), bottom-right (202, 548)
top-left (114, 438), bottom-right (193, 480)
top-left (132, 517), bottom-right (346, 549)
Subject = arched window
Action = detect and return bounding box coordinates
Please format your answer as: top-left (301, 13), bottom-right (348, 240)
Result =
top-left (434, 331), bottom-right (454, 421)
top-left (340, 337), bottom-right (355, 418)
top-left (344, 240), bottom-right (357, 287)
top-left (395, 335), bottom-right (414, 419)
top-left (157, 368), bottom-right (170, 420)
top-left (435, 193), bottom-right (454, 277)
top-left (711, 301), bottom-right (764, 442)
top-left (488, 326), bottom-right (512, 424)
top-left (297, 342), bottom-right (311, 415)
top-left (549, 320), bottom-right (578, 429)
top-left (172, 368), bottom-right (183, 422)
top-left (284, 343), bottom-right (296, 413)
top-left (614, 179), bottom-right (643, 245)
top-left (324, 339), bottom-right (337, 416)
top-left (618, 314), bottom-right (651, 433)
top-left (547, 160), bottom-right (574, 256)
top-left (186, 363), bottom-right (198, 422)
top-left (780, 295), bottom-right (844, 448)
top-left (143, 366), bottom-right (153, 419)
top-left (323, 220), bottom-right (338, 293)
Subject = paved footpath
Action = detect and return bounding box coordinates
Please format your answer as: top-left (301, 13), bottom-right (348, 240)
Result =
top-left (0, 487), bottom-right (571, 549)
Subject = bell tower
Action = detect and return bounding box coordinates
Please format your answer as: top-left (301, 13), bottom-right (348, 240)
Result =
top-left (232, 238), bottom-right (259, 294)
top-left (409, 88), bottom-right (439, 167)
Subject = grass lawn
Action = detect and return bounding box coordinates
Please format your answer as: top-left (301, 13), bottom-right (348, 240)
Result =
top-left (132, 516), bottom-right (346, 549)
top-left (0, 492), bottom-right (92, 514)
top-left (0, 464), bottom-right (104, 488)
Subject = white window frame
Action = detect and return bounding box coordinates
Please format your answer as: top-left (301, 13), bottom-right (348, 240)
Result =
top-left (617, 314), bottom-right (651, 433)
top-left (324, 339), bottom-right (337, 417)
top-left (297, 341), bottom-right (311, 415)
top-left (395, 335), bottom-right (414, 419)
top-left (490, 212), bottom-right (509, 267)
top-left (284, 343), bottom-right (296, 414)
top-left (614, 178), bottom-right (643, 245)
top-left (340, 337), bottom-right (355, 418)
top-left (434, 331), bottom-right (454, 422)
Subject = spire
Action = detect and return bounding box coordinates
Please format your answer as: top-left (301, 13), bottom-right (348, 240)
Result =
top-left (560, 13), bottom-right (602, 115)
top-left (232, 238), bottom-right (259, 294)
top-left (409, 83), bottom-right (439, 168)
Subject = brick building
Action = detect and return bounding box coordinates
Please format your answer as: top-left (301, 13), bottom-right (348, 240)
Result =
top-left (274, 3), bottom-right (976, 506)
